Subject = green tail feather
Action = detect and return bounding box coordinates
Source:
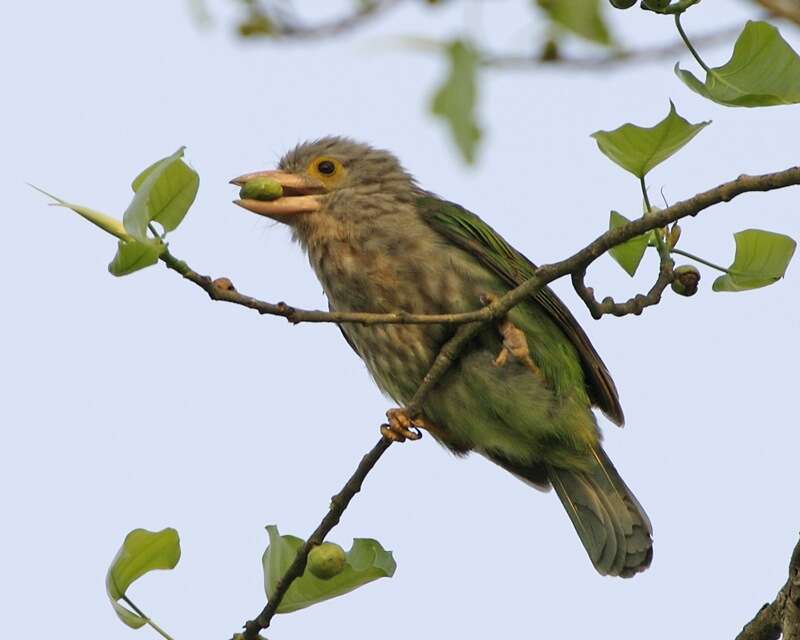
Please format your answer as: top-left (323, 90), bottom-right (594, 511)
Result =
top-left (546, 448), bottom-right (653, 578)
top-left (489, 447), bottom-right (652, 577)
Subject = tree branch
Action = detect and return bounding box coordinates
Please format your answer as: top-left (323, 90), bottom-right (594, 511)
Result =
top-left (481, 24), bottom-right (741, 70)
top-left (159, 251), bottom-right (497, 325)
top-left (241, 0), bottom-right (406, 41)
top-left (736, 535), bottom-right (800, 640)
top-left (162, 165), bottom-right (800, 326)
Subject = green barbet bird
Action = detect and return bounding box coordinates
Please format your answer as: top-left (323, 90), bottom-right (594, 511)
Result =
top-left (232, 138), bottom-right (653, 577)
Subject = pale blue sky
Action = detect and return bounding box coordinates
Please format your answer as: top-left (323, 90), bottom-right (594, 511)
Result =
top-left (2, 1), bottom-right (799, 638)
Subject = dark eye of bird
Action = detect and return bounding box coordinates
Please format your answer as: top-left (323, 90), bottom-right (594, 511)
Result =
top-left (317, 160), bottom-right (336, 175)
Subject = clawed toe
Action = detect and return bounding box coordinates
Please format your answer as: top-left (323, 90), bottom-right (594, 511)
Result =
top-left (381, 408), bottom-right (424, 443)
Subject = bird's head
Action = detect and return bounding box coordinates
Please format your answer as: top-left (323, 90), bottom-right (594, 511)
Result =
top-left (231, 137), bottom-right (420, 238)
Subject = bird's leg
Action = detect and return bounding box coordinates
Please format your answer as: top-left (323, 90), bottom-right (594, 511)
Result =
top-left (495, 318), bottom-right (545, 377)
top-left (380, 408), bottom-right (442, 443)
top-left (481, 293), bottom-right (547, 383)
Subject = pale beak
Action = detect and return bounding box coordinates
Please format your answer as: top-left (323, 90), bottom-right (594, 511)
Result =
top-left (230, 170), bottom-right (325, 222)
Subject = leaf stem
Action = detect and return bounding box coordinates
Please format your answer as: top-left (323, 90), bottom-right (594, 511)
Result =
top-left (641, 177), bottom-right (668, 258)
top-left (121, 596), bottom-right (176, 640)
top-left (675, 12), bottom-right (712, 74)
top-left (670, 248), bottom-right (730, 273)
top-left (146, 619), bottom-right (176, 640)
top-left (640, 176), bottom-right (653, 213)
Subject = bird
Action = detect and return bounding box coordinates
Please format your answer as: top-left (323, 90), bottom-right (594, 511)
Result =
top-left (231, 137), bottom-right (653, 578)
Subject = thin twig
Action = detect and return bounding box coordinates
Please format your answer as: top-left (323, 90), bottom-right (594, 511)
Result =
top-left (159, 251), bottom-right (497, 326)
top-left (736, 535), bottom-right (800, 640)
top-left (162, 166), bottom-right (800, 326)
top-left (571, 255), bottom-right (675, 319)
top-left (239, 437), bottom-right (393, 639)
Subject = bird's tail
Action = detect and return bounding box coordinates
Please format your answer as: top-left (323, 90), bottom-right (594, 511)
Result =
top-left (546, 448), bottom-right (652, 577)
top-left (493, 447), bottom-right (652, 577)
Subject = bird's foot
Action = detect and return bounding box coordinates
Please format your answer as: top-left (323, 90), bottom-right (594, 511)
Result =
top-left (495, 318), bottom-right (541, 373)
top-left (481, 293), bottom-right (546, 382)
top-left (380, 408), bottom-right (429, 443)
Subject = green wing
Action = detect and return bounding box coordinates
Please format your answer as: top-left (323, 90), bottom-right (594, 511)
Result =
top-left (418, 196), bottom-right (624, 426)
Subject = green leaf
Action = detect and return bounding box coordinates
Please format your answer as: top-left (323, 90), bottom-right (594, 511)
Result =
top-left (608, 211), bottom-right (651, 276)
top-left (591, 102), bottom-right (710, 178)
top-left (30, 185), bottom-right (129, 240)
top-left (108, 238), bottom-right (166, 277)
top-left (713, 229), bottom-right (796, 292)
top-left (262, 525), bottom-right (396, 614)
top-left (106, 528), bottom-right (181, 629)
top-left (131, 148), bottom-right (200, 233)
top-left (537, 0), bottom-right (612, 46)
top-left (124, 147), bottom-right (199, 240)
top-left (32, 153), bottom-right (190, 278)
top-left (431, 40), bottom-right (482, 164)
top-left (676, 21), bottom-right (800, 107)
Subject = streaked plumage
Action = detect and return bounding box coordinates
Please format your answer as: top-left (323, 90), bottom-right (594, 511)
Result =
top-left (237, 137), bottom-right (653, 577)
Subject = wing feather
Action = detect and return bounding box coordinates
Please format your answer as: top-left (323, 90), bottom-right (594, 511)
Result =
top-left (418, 196), bottom-right (624, 426)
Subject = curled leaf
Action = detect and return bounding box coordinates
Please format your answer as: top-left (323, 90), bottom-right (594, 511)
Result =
top-left (713, 229), bottom-right (796, 292)
top-left (125, 147), bottom-right (199, 240)
top-left (676, 21), bottom-right (800, 107)
top-left (108, 238), bottom-right (166, 277)
top-left (33, 148), bottom-right (196, 278)
top-left (262, 525), bottom-right (396, 614)
top-left (106, 528), bottom-right (181, 628)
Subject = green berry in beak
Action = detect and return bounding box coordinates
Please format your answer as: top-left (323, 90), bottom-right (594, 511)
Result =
top-left (239, 176), bottom-right (283, 201)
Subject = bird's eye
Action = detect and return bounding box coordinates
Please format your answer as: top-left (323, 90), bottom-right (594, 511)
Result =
top-left (317, 160), bottom-right (336, 175)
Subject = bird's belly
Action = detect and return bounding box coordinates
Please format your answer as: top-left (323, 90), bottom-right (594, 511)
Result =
top-left (315, 238), bottom-right (599, 464)
top-left (343, 321), bottom-right (447, 403)
top-left (321, 241), bottom-right (499, 403)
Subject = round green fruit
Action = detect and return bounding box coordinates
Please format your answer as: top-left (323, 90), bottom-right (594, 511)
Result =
top-left (308, 543), bottom-right (346, 580)
top-left (609, 0), bottom-right (637, 8)
top-left (239, 176), bottom-right (283, 201)
top-left (672, 264), bottom-right (701, 297)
